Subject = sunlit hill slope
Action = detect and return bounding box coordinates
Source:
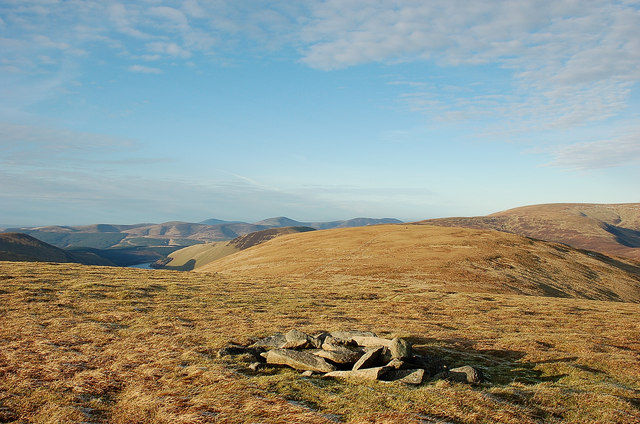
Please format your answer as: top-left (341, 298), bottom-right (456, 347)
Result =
top-left (197, 224), bottom-right (640, 303)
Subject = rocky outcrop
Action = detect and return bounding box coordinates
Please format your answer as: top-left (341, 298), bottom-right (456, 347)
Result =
top-left (220, 329), bottom-right (486, 386)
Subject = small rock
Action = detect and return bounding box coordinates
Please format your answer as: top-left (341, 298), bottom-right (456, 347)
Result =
top-left (448, 366), bottom-right (484, 384)
top-left (353, 346), bottom-right (384, 370)
top-left (250, 333), bottom-right (287, 349)
top-left (383, 368), bottom-right (424, 385)
top-left (301, 370), bottom-right (316, 377)
top-left (248, 362), bottom-right (264, 371)
top-left (324, 366), bottom-right (390, 381)
top-left (389, 338), bottom-right (412, 359)
top-left (264, 349), bottom-right (337, 373)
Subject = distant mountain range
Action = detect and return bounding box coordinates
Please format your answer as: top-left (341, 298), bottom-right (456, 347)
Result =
top-left (0, 217), bottom-right (402, 266)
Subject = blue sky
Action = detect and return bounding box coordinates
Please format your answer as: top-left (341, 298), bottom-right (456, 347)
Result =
top-left (1, 0), bottom-right (639, 226)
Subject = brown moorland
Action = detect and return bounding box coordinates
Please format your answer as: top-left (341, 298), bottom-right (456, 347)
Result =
top-left (197, 224), bottom-right (640, 303)
top-left (420, 203), bottom-right (640, 261)
top-left (0, 259), bottom-right (639, 423)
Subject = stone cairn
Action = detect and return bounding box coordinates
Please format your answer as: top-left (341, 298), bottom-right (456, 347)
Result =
top-left (218, 329), bottom-right (484, 385)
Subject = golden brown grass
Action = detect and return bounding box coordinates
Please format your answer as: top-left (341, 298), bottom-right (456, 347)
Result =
top-left (1, 260), bottom-right (639, 423)
top-left (198, 224), bottom-right (640, 303)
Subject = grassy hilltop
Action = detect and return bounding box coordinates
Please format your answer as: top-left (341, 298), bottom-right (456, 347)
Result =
top-left (1, 222), bottom-right (639, 423)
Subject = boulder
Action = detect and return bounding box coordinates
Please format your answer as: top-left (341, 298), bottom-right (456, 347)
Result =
top-left (322, 336), bottom-right (358, 350)
top-left (281, 329), bottom-right (312, 349)
top-left (264, 349), bottom-right (337, 373)
top-left (250, 333), bottom-right (286, 349)
top-left (313, 348), bottom-right (362, 365)
top-left (383, 369), bottom-right (424, 385)
top-left (386, 358), bottom-right (408, 370)
top-left (389, 338), bottom-right (412, 359)
top-left (448, 366), bottom-right (484, 384)
top-left (353, 346), bottom-right (384, 370)
top-left (324, 366), bottom-right (390, 381)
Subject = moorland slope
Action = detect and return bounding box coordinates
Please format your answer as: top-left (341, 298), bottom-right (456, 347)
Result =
top-left (0, 233), bottom-right (112, 265)
top-left (421, 203), bottom-right (640, 260)
top-left (161, 226), bottom-right (316, 270)
top-left (1, 261), bottom-right (638, 423)
top-left (198, 224), bottom-right (640, 303)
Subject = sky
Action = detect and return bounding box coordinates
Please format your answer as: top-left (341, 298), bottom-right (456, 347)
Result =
top-left (1, 0), bottom-right (639, 226)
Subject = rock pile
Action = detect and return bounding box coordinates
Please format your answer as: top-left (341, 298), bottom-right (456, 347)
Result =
top-left (218, 329), bottom-right (484, 385)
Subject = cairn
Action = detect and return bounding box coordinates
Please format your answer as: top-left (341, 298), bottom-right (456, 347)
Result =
top-left (218, 329), bottom-right (484, 385)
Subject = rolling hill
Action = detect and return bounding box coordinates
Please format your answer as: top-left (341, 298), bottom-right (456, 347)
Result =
top-left (420, 203), bottom-right (640, 261)
top-left (0, 233), bottom-right (113, 265)
top-left (197, 224), bottom-right (640, 303)
top-left (160, 226), bottom-right (316, 270)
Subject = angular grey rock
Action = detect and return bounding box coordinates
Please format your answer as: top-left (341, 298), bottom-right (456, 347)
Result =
top-left (250, 333), bottom-right (286, 349)
top-left (383, 368), bottom-right (424, 385)
top-left (310, 332), bottom-right (330, 348)
top-left (352, 336), bottom-right (393, 348)
top-left (264, 349), bottom-right (337, 373)
top-left (301, 370), bottom-right (316, 377)
top-left (353, 346), bottom-right (384, 370)
top-left (322, 336), bottom-right (358, 350)
top-left (324, 366), bottom-right (390, 381)
top-left (389, 338), bottom-right (412, 359)
top-left (448, 366), bottom-right (484, 384)
top-left (329, 330), bottom-right (377, 341)
top-left (313, 348), bottom-right (362, 365)
top-left (281, 329), bottom-right (312, 349)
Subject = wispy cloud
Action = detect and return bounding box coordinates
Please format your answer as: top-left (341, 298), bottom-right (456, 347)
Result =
top-left (128, 64), bottom-right (163, 74)
top-left (546, 130), bottom-right (640, 170)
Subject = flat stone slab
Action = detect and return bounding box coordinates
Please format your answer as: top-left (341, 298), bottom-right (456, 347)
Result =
top-left (384, 368), bottom-right (425, 385)
top-left (250, 333), bottom-right (286, 349)
top-left (352, 336), bottom-right (393, 347)
top-left (313, 348), bottom-right (362, 365)
top-left (264, 349), bottom-right (337, 373)
top-left (324, 366), bottom-right (390, 381)
top-left (353, 346), bottom-right (384, 370)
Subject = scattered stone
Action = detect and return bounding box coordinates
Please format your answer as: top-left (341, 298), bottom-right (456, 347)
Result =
top-left (353, 346), bottom-right (384, 371)
top-left (324, 366), bottom-right (390, 381)
top-left (313, 348), bottom-right (362, 365)
top-left (250, 333), bottom-right (286, 349)
top-left (448, 366), bottom-right (484, 384)
top-left (264, 348), bottom-right (337, 373)
top-left (383, 368), bottom-right (425, 385)
top-left (249, 362), bottom-right (264, 371)
top-left (389, 338), bottom-right (412, 359)
top-left (222, 329), bottom-right (489, 387)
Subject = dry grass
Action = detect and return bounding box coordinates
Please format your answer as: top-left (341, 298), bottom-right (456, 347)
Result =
top-left (198, 224), bottom-right (640, 303)
top-left (1, 260), bottom-right (639, 423)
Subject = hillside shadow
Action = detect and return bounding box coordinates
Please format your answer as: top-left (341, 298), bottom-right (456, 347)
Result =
top-left (408, 337), bottom-right (568, 386)
top-left (162, 259), bottom-right (196, 271)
